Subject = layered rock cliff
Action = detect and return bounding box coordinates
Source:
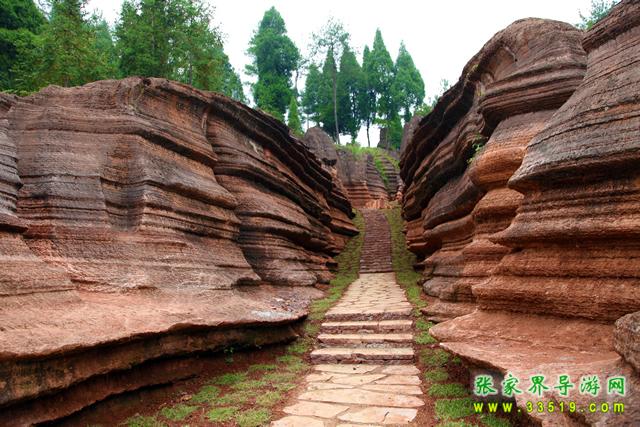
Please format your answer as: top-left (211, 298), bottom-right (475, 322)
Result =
top-left (0, 78), bottom-right (356, 425)
top-left (401, 1), bottom-right (640, 424)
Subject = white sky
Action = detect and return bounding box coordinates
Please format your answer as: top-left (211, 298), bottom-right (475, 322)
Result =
top-left (88, 0), bottom-right (592, 145)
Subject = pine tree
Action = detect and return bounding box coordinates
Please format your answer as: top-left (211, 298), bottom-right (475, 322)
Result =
top-left (392, 42), bottom-right (424, 122)
top-left (337, 44), bottom-right (362, 140)
top-left (360, 45), bottom-right (377, 147)
top-left (368, 29), bottom-right (395, 121)
top-left (287, 95), bottom-right (303, 136)
top-left (247, 7), bottom-right (299, 120)
top-left (302, 63), bottom-right (322, 126)
top-left (0, 0), bottom-right (45, 91)
top-left (319, 50), bottom-right (337, 137)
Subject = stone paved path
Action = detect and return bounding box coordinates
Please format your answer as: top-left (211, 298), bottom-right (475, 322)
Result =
top-left (272, 210), bottom-right (424, 427)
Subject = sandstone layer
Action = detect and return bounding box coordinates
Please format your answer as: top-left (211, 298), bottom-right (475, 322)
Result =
top-left (402, 2), bottom-right (640, 425)
top-left (0, 78), bottom-right (356, 425)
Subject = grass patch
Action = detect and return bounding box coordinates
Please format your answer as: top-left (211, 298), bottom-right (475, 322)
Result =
top-left (416, 318), bottom-right (434, 331)
top-left (207, 406), bottom-right (238, 422)
top-left (159, 404), bottom-right (197, 421)
top-left (481, 414), bottom-right (511, 427)
top-left (436, 421), bottom-right (475, 427)
top-left (416, 331), bottom-right (437, 344)
top-left (125, 415), bottom-right (166, 427)
top-left (248, 364), bottom-right (277, 373)
top-left (263, 372), bottom-right (297, 383)
top-left (303, 323), bottom-right (320, 335)
top-left (421, 348), bottom-right (451, 367)
top-left (274, 382), bottom-right (296, 391)
top-left (190, 385), bottom-right (220, 403)
top-left (286, 339), bottom-right (311, 354)
top-left (231, 379), bottom-right (267, 391)
top-left (236, 408), bottom-right (271, 427)
top-left (209, 372), bottom-right (247, 386)
top-left (424, 368), bottom-right (449, 383)
top-left (428, 383), bottom-right (469, 398)
top-left (256, 390), bottom-right (283, 407)
top-left (212, 390), bottom-right (257, 406)
top-left (435, 398), bottom-right (475, 420)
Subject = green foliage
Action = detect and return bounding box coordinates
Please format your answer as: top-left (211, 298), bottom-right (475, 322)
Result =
top-left (416, 318), bottom-right (434, 331)
top-left (360, 44), bottom-right (377, 146)
top-left (368, 28), bottom-right (395, 120)
top-left (429, 383), bottom-right (470, 398)
top-left (392, 42), bottom-right (425, 122)
top-left (415, 78), bottom-right (450, 117)
top-left (337, 44), bottom-right (363, 139)
top-left (159, 404), bottom-right (197, 421)
top-left (235, 408), bottom-right (271, 427)
top-left (11, 0), bottom-right (115, 92)
top-left (435, 398), bottom-right (475, 420)
top-left (302, 63), bottom-right (322, 125)
top-left (125, 414), bottom-right (166, 427)
top-left (287, 95), bottom-right (303, 136)
top-left (231, 379), bottom-right (267, 391)
top-left (0, 0), bottom-right (45, 90)
top-left (577, 0), bottom-right (619, 30)
top-left (416, 331), bottom-right (437, 345)
top-left (424, 368), bottom-right (450, 383)
top-left (206, 406), bottom-right (238, 422)
top-left (255, 390), bottom-right (282, 407)
top-left (190, 385), bottom-right (220, 403)
top-left (212, 389), bottom-right (257, 406)
top-left (208, 372), bottom-right (247, 386)
top-left (247, 6), bottom-right (299, 119)
top-left (481, 414), bottom-right (512, 427)
top-left (262, 371), bottom-right (297, 383)
top-left (248, 363), bottom-right (277, 372)
top-left (421, 348), bottom-right (451, 367)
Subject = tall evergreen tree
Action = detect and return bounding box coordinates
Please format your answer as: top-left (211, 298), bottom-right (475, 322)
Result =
top-left (287, 95), bottom-right (303, 136)
top-left (302, 63), bottom-right (322, 126)
top-left (391, 42), bottom-right (424, 122)
top-left (337, 44), bottom-right (362, 139)
top-left (319, 50), bottom-right (337, 136)
top-left (309, 17), bottom-right (349, 141)
top-left (0, 0), bottom-right (45, 90)
top-left (360, 45), bottom-right (377, 147)
top-left (12, 0), bottom-right (113, 91)
top-left (247, 7), bottom-right (299, 120)
top-left (368, 29), bottom-right (395, 121)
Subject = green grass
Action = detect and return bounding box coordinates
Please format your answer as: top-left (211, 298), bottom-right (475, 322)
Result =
top-left (255, 390), bottom-right (283, 407)
top-left (211, 389), bottom-right (257, 406)
top-left (424, 368), bottom-right (449, 383)
top-left (262, 372), bottom-right (297, 383)
top-left (125, 415), bottom-right (166, 427)
top-left (421, 348), bottom-right (451, 367)
top-left (481, 414), bottom-right (511, 427)
top-left (416, 331), bottom-right (437, 344)
top-left (286, 339), bottom-right (311, 354)
top-left (158, 404), bottom-right (197, 421)
top-left (206, 406), bottom-right (238, 422)
top-left (416, 318), bottom-right (434, 331)
top-left (435, 398), bottom-right (476, 420)
top-left (429, 383), bottom-right (470, 398)
top-left (303, 323), bottom-right (320, 335)
top-left (231, 379), bottom-right (267, 391)
top-left (209, 372), bottom-right (247, 386)
top-left (236, 408), bottom-right (271, 427)
top-left (189, 385), bottom-right (220, 403)
top-left (273, 382), bottom-right (296, 391)
top-left (436, 421), bottom-right (476, 427)
top-left (248, 364), bottom-right (277, 372)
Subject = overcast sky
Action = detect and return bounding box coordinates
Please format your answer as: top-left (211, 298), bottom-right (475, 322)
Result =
top-left (88, 0), bottom-right (593, 145)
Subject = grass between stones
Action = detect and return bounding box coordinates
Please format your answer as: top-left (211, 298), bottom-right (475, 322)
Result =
top-left (122, 211), bottom-right (365, 427)
top-left (384, 205), bottom-right (514, 427)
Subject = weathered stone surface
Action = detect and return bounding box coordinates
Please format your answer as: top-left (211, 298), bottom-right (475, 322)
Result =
top-left (403, 2), bottom-right (640, 425)
top-left (0, 77), bottom-right (355, 424)
top-left (336, 149), bottom-right (389, 209)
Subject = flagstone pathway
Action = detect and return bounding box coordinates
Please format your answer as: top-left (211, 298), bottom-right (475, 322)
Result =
top-left (272, 210), bottom-right (424, 426)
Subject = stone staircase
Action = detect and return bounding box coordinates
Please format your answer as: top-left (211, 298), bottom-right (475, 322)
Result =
top-left (271, 209), bottom-right (423, 426)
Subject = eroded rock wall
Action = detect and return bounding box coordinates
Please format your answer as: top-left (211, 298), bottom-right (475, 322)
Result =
top-left (0, 78), bottom-right (355, 425)
top-left (402, 2), bottom-right (640, 424)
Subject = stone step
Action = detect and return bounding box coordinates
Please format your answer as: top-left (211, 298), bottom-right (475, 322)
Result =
top-left (321, 320), bottom-right (413, 334)
top-left (324, 307), bottom-right (412, 321)
top-left (318, 333), bottom-right (413, 348)
top-left (310, 347), bottom-right (415, 364)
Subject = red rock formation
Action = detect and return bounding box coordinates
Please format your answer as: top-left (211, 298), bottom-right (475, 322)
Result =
top-left (0, 78), bottom-right (355, 425)
top-left (403, 1), bottom-right (640, 424)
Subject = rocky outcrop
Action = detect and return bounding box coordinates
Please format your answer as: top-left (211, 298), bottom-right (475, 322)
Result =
top-left (336, 149), bottom-right (389, 208)
top-left (0, 78), bottom-right (355, 425)
top-left (402, 2), bottom-right (640, 424)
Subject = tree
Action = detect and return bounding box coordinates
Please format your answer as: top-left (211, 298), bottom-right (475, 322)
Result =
top-left (247, 7), bottom-right (299, 120)
top-left (360, 45), bottom-right (377, 147)
top-left (337, 44), bottom-right (362, 139)
top-left (415, 78), bottom-right (450, 116)
top-left (368, 29), bottom-right (395, 121)
top-left (391, 42), bottom-right (424, 122)
top-left (12, 0), bottom-right (114, 92)
top-left (287, 95), bottom-right (303, 136)
top-left (318, 50), bottom-right (337, 136)
top-left (302, 63), bottom-right (322, 126)
top-left (89, 14), bottom-right (118, 81)
top-left (0, 0), bottom-right (45, 91)
top-left (577, 0), bottom-right (619, 30)
top-left (309, 17), bottom-right (349, 141)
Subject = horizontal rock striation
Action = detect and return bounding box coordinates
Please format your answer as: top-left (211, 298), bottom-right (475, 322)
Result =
top-left (403, 2), bottom-right (640, 424)
top-left (0, 77), bottom-right (355, 424)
